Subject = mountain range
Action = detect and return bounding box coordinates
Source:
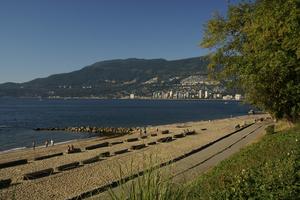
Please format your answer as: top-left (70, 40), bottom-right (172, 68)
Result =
top-left (0, 56), bottom-right (214, 98)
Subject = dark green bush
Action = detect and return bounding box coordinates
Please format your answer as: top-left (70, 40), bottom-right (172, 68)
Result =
top-left (265, 125), bottom-right (275, 134)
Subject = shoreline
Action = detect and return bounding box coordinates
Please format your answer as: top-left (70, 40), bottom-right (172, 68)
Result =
top-left (0, 113), bottom-right (262, 154)
top-left (0, 114), bottom-right (270, 200)
top-left (0, 96), bottom-right (243, 101)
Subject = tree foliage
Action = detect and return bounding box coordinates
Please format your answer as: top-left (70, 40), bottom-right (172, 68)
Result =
top-left (201, 0), bottom-right (300, 122)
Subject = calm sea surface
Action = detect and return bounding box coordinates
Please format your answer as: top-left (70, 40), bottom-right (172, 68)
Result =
top-left (0, 98), bottom-right (254, 152)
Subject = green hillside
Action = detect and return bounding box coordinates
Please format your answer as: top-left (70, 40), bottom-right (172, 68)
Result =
top-left (0, 57), bottom-right (210, 97)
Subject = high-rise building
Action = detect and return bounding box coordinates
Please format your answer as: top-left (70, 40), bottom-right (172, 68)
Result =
top-left (198, 90), bottom-right (203, 98)
top-left (235, 94), bottom-right (242, 100)
top-left (204, 91), bottom-right (208, 99)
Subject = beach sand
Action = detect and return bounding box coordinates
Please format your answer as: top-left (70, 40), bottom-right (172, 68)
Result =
top-left (0, 114), bottom-right (269, 200)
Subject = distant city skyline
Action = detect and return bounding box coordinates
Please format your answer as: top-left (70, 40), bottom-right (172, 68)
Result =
top-left (0, 0), bottom-right (237, 83)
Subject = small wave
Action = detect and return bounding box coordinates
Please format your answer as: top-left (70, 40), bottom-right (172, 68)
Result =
top-left (0, 146), bottom-right (27, 154)
top-left (0, 125), bottom-right (10, 129)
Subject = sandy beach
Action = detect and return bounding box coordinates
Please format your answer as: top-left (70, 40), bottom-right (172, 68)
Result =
top-left (0, 114), bottom-right (269, 200)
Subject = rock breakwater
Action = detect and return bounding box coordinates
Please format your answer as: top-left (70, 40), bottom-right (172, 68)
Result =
top-left (34, 126), bottom-right (134, 136)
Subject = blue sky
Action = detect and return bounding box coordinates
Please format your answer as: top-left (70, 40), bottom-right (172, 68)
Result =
top-left (0, 0), bottom-right (232, 83)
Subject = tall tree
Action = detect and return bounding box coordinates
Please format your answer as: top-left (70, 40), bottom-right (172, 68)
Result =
top-left (201, 0), bottom-right (300, 122)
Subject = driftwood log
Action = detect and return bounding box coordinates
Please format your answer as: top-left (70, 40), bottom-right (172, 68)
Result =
top-left (0, 159), bottom-right (28, 169)
top-left (157, 136), bottom-right (173, 143)
top-left (81, 156), bottom-right (101, 165)
top-left (0, 179), bottom-right (12, 189)
top-left (56, 162), bottom-right (80, 171)
top-left (67, 148), bottom-right (82, 154)
top-left (111, 141), bottom-right (124, 145)
top-left (127, 138), bottom-right (139, 142)
top-left (34, 152), bottom-right (63, 161)
top-left (161, 130), bottom-right (170, 134)
top-left (23, 168), bottom-right (54, 180)
top-left (131, 144), bottom-right (146, 150)
top-left (173, 133), bottom-right (185, 138)
top-left (99, 151), bottom-right (110, 157)
top-left (85, 142), bottom-right (109, 150)
top-left (148, 141), bottom-right (157, 145)
top-left (186, 130), bottom-right (196, 135)
top-left (114, 149), bottom-right (129, 155)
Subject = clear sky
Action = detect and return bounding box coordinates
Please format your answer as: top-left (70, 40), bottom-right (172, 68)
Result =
top-left (0, 0), bottom-right (232, 83)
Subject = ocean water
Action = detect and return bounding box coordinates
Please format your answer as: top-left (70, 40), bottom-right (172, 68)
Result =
top-left (0, 98), bottom-right (254, 152)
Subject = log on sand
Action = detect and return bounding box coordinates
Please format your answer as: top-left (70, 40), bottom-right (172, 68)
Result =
top-left (148, 141), bottom-right (157, 145)
top-left (85, 142), bottom-right (109, 150)
top-left (34, 152), bottom-right (63, 161)
top-left (131, 144), bottom-right (146, 150)
top-left (114, 149), bottom-right (129, 155)
top-left (173, 133), bottom-right (185, 138)
top-left (81, 156), bottom-right (102, 165)
top-left (127, 138), bottom-right (139, 142)
top-left (0, 159), bottom-right (28, 169)
top-left (99, 151), bottom-right (110, 157)
top-left (157, 136), bottom-right (173, 143)
top-left (0, 179), bottom-right (12, 189)
top-left (111, 141), bottom-right (124, 145)
top-left (56, 162), bottom-right (80, 171)
top-left (23, 168), bottom-right (54, 180)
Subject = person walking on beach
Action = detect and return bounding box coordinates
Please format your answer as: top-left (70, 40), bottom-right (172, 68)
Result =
top-left (32, 141), bottom-right (35, 150)
top-left (45, 140), bottom-right (49, 148)
top-left (50, 139), bottom-right (54, 146)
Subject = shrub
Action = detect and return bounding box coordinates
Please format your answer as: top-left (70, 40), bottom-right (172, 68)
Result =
top-left (265, 125), bottom-right (275, 134)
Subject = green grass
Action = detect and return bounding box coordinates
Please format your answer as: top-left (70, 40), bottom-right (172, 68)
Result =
top-left (110, 124), bottom-right (300, 199)
top-left (186, 124), bottom-right (300, 200)
top-left (108, 165), bottom-right (185, 200)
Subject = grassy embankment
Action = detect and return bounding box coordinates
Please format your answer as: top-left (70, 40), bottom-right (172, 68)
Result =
top-left (110, 122), bottom-right (300, 200)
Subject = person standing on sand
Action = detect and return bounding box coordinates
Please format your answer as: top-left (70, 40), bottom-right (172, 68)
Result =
top-left (45, 140), bottom-right (49, 148)
top-left (140, 129), bottom-right (142, 137)
top-left (32, 141), bottom-right (35, 150)
top-left (50, 139), bottom-right (54, 146)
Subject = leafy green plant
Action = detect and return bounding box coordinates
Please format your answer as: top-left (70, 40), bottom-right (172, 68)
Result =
top-left (107, 155), bottom-right (186, 200)
top-left (265, 125), bottom-right (275, 134)
top-left (201, 0), bottom-right (300, 122)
